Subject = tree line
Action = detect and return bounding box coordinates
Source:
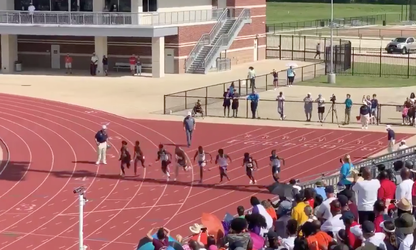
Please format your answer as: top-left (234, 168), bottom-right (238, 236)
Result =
top-left (267, 0), bottom-right (408, 4)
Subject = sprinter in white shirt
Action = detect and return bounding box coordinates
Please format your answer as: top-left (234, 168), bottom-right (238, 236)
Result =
top-left (352, 166), bottom-right (380, 223)
top-left (396, 168), bottom-right (414, 207)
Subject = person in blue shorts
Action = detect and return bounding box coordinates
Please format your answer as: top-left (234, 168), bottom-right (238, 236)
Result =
top-left (242, 152), bottom-right (259, 184)
top-left (193, 146), bottom-right (213, 183)
top-left (270, 150), bottom-right (285, 182)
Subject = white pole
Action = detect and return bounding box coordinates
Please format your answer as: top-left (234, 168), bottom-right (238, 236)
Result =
top-left (79, 193), bottom-right (85, 250)
top-left (328, 0), bottom-right (336, 84)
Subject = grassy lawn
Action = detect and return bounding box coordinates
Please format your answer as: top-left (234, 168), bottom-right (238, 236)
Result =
top-left (348, 62), bottom-right (416, 76)
top-left (266, 3), bottom-right (403, 24)
top-left (300, 74), bottom-right (416, 88)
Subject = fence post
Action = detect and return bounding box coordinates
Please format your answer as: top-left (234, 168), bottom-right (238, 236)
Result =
top-left (279, 35), bottom-right (282, 59)
top-left (378, 104), bottom-right (382, 124)
top-left (303, 36), bottom-right (306, 61)
top-left (205, 87), bottom-right (208, 116)
top-left (301, 67), bottom-right (304, 82)
top-left (408, 52), bottom-right (410, 78)
top-left (246, 99), bottom-right (249, 118)
top-left (163, 95), bottom-right (167, 114)
top-left (314, 64), bottom-right (316, 78)
top-left (185, 91), bottom-right (188, 110)
top-left (379, 48), bottom-right (382, 77)
top-left (266, 74), bottom-right (268, 91)
top-left (352, 47), bottom-right (354, 76)
top-left (238, 79), bottom-right (241, 94)
top-left (377, 104), bottom-right (380, 125)
top-left (291, 35), bottom-right (294, 60)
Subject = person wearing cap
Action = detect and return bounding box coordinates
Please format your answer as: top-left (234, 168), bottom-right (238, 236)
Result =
top-left (303, 93), bottom-right (313, 122)
top-left (275, 200), bottom-right (293, 238)
top-left (265, 231), bottom-right (280, 250)
top-left (362, 221), bottom-right (387, 250)
top-left (183, 111), bottom-right (196, 147)
top-left (395, 214), bottom-right (415, 250)
top-left (338, 190), bottom-right (359, 221)
top-left (95, 125), bottom-right (109, 165)
top-left (398, 140), bottom-right (408, 151)
top-left (321, 200), bottom-right (345, 237)
top-left (359, 102), bottom-right (371, 130)
top-left (340, 211), bottom-right (362, 249)
top-left (316, 186), bottom-right (337, 221)
top-left (377, 170), bottom-right (396, 214)
top-left (386, 125), bottom-right (395, 153)
top-left (379, 221), bottom-right (398, 250)
top-left (352, 166), bottom-right (380, 223)
top-left (344, 94), bottom-right (352, 125)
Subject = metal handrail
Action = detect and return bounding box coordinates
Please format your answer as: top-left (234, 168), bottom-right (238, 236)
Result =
top-left (299, 145), bottom-right (416, 189)
top-left (185, 8), bottom-right (228, 72)
top-left (202, 8), bottom-right (250, 69)
top-left (0, 9), bottom-right (223, 26)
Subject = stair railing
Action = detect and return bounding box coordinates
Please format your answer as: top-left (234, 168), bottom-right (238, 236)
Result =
top-left (201, 8), bottom-right (251, 70)
top-left (185, 8), bottom-right (228, 72)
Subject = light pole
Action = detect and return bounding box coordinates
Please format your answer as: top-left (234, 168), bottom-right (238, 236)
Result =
top-left (328, 0), bottom-right (336, 84)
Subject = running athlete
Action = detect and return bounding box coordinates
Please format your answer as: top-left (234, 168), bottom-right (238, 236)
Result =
top-left (215, 149), bottom-right (232, 182)
top-left (242, 152), bottom-right (259, 184)
top-left (119, 140), bottom-right (131, 177)
top-left (174, 146), bottom-right (189, 181)
top-left (155, 144), bottom-right (172, 180)
top-left (270, 150), bottom-right (285, 182)
top-left (133, 140), bottom-right (145, 176)
top-left (193, 146), bottom-right (213, 183)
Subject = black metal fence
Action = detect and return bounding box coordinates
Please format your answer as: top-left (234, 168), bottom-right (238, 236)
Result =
top-left (266, 14), bottom-right (388, 33)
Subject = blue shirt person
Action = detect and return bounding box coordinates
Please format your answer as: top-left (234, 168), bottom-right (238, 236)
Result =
top-left (95, 125), bottom-right (109, 165)
top-left (339, 155), bottom-right (354, 186)
top-left (314, 181), bottom-right (327, 200)
top-left (183, 112), bottom-right (195, 147)
top-left (344, 94), bottom-right (353, 125)
top-left (247, 91), bottom-right (259, 119)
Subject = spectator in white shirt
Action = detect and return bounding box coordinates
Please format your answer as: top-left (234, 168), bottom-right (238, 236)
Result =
top-left (362, 221), bottom-right (387, 250)
top-left (395, 168), bottom-right (414, 207)
top-left (321, 200), bottom-right (345, 237)
top-left (278, 219), bottom-right (297, 250)
top-left (90, 53), bottom-right (99, 76)
top-left (398, 140), bottom-right (408, 151)
top-left (352, 166), bottom-right (380, 223)
top-left (28, 2), bottom-right (35, 23)
top-left (247, 66), bottom-right (256, 89)
top-left (316, 186), bottom-right (337, 221)
top-left (395, 214), bottom-right (415, 250)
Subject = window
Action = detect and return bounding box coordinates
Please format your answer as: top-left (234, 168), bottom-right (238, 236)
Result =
top-left (14, 0), bottom-right (93, 11)
top-left (142, 0), bottom-right (157, 12)
top-left (104, 0), bottom-right (131, 12)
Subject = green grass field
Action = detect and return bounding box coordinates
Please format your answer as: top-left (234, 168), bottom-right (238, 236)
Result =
top-left (266, 3), bottom-right (403, 24)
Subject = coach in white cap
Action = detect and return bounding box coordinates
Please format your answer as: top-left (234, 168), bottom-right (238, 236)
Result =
top-left (95, 125), bottom-right (108, 165)
top-left (386, 125), bottom-right (395, 153)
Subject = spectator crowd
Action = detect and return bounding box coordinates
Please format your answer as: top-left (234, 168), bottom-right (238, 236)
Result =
top-left (145, 156), bottom-right (416, 250)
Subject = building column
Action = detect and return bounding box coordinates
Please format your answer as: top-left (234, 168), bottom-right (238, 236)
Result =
top-left (94, 36), bottom-right (107, 76)
top-left (131, 0), bottom-right (143, 25)
top-left (151, 37), bottom-right (165, 78)
top-left (0, 0), bottom-right (14, 10)
top-left (93, 0), bottom-right (105, 11)
top-left (1, 35), bottom-right (18, 74)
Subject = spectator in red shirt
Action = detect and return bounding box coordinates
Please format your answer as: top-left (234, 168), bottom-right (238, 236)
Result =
top-left (304, 188), bottom-right (315, 208)
top-left (129, 54), bottom-right (137, 75)
top-left (377, 170), bottom-right (396, 213)
top-left (338, 190), bottom-right (359, 222)
top-left (373, 200), bottom-right (386, 233)
top-left (65, 54), bottom-right (72, 74)
top-left (340, 211), bottom-right (362, 249)
top-left (411, 168), bottom-right (416, 207)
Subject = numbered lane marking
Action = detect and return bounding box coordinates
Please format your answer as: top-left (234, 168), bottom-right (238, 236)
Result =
top-left (16, 204), bottom-right (36, 211)
top-left (108, 154), bottom-right (116, 158)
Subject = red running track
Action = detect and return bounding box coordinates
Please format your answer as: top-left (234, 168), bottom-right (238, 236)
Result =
top-left (0, 93), bottom-right (411, 250)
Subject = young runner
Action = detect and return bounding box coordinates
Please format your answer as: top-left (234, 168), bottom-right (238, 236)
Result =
top-left (174, 146), bottom-right (190, 181)
top-left (133, 140), bottom-right (145, 176)
top-left (215, 149), bottom-right (232, 183)
top-left (119, 140), bottom-right (131, 177)
top-left (242, 152), bottom-right (259, 184)
top-left (270, 150), bottom-right (285, 182)
top-left (155, 144), bottom-right (172, 181)
top-left (193, 146), bottom-right (213, 183)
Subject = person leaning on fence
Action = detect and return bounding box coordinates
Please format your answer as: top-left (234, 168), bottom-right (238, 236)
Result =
top-left (303, 93), bottom-right (313, 122)
top-left (344, 94), bottom-right (352, 125)
top-left (247, 90), bottom-right (259, 119)
top-left (272, 69), bottom-right (278, 90)
top-left (287, 66), bottom-right (295, 87)
top-left (358, 103), bottom-right (370, 130)
top-left (370, 94), bottom-right (378, 125)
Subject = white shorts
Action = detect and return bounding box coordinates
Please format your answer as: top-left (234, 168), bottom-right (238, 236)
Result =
top-left (198, 161), bottom-right (206, 167)
top-left (65, 62), bottom-right (72, 69)
top-left (130, 65), bottom-right (135, 70)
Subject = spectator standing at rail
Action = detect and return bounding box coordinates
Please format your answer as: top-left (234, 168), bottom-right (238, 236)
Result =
top-left (247, 90), bottom-right (259, 119)
top-left (65, 54), bottom-right (72, 74)
top-left (386, 125), bottom-right (395, 153)
top-left (344, 94), bottom-right (352, 125)
top-left (129, 54), bottom-right (136, 76)
top-left (102, 55), bottom-right (108, 76)
top-left (183, 112), bottom-right (196, 147)
top-left (370, 94), bottom-right (379, 124)
top-left (247, 66), bottom-right (256, 89)
top-left (314, 43), bottom-right (321, 59)
top-left (359, 103), bottom-right (371, 130)
top-left (316, 94), bottom-right (325, 123)
top-left (272, 69), bottom-right (278, 90)
top-left (95, 125), bottom-right (108, 165)
top-left (303, 93), bottom-right (313, 122)
top-left (90, 52), bottom-right (99, 76)
top-left (136, 56), bottom-right (142, 75)
top-left (287, 66), bottom-right (295, 87)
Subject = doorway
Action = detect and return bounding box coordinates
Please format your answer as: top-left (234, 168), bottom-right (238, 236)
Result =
top-left (253, 38), bottom-right (258, 61)
top-left (164, 49), bottom-right (174, 74)
top-left (51, 45), bottom-right (61, 69)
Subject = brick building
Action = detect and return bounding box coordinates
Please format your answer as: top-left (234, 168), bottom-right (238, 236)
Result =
top-left (0, 0), bottom-right (265, 77)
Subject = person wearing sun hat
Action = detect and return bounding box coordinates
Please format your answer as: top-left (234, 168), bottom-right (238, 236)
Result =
top-left (189, 223), bottom-right (208, 246)
top-left (395, 213), bottom-right (415, 250)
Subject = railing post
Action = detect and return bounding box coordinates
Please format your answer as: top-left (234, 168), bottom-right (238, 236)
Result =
top-left (352, 47), bottom-right (354, 76)
top-left (379, 47), bottom-right (382, 77)
top-left (185, 91), bottom-right (188, 110)
top-left (379, 104), bottom-right (382, 124)
top-left (303, 36), bottom-right (306, 61)
top-left (408, 52), bottom-right (410, 78)
top-left (265, 74), bottom-right (268, 91)
top-left (291, 35), bottom-right (294, 60)
top-left (377, 104), bottom-right (380, 125)
top-left (163, 95), bottom-right (167, 114)
top-left (238, 79), bottom-right (241, 94)
top-left (246, 99), bottom-right (249, 118)
top-left (279, 35), bottom-right (282, 59)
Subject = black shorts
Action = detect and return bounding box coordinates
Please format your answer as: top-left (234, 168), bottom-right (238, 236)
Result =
top-left (288, 76), bottom-right (294, 83)
top-left (272, 165), bottom-right (280, 175)
top-left (246, 167), bottom-right (253, 176)
top-left (177, 159), bottom-right (186, 167)
top-left (161, 160), bottom-right (170, 170)
top-left (318, 107), bottom-right (325, 114)
top-left (121, 160), bottom-right (130, 168)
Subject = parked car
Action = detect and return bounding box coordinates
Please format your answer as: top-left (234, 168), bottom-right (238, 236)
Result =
top-left (385, 37), bottom-right (416, 54)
